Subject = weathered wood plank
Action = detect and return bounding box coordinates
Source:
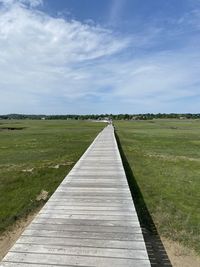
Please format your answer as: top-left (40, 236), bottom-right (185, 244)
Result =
top-left (10, 243), bottom-right (149, 259)
top-left (3, 252), bottom-right (151, 267)
top-left (1, 125), bottom-right (150, 266)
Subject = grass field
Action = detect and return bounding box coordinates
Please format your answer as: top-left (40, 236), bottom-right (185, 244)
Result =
top-left (1, 118), bottom-right (199, 256)
top-left (115, 119), bottom-right (200, 254)
top-left (0, 120), bottom-right (104, 233)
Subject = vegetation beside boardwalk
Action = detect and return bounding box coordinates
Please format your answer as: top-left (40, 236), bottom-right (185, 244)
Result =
top-left (0, 120), bottom-right (104, 233)
top-left (1, 118), bottom-right (199, 255)
top-left (1, 112), bottom-right (200, 120)
top-left (115, 119), bottom-right (200, 254)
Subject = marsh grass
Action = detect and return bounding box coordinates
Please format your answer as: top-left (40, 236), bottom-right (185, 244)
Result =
top-left (115, 119), bottom-right (200, 254)
top-left (0, 120), bottom-right (104, 232)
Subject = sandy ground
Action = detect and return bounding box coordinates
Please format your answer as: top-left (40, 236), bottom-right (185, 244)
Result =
top-left (0, 211), bottom-right (200, 266)
top-left (0, 208), bottom-right (41, 261)
top-left (162, 237), bottom-right (200, 267)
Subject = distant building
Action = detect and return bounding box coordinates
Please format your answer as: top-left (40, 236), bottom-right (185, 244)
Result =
top-left (96, 117), bottom-right (112, 123)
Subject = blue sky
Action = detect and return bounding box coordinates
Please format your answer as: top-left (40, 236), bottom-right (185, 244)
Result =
top-left (0, 0), bottom-right (200, 114)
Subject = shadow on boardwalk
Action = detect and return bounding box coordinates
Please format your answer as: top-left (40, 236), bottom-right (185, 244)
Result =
top-left (115, 132), bottom-right (172, 267)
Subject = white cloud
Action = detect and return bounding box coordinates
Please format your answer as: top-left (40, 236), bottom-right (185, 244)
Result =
top-left (0, 0), bottom-right (42, 7)
top-left (0, 0), bottom-right (200, 114)
top-left (81, 50), bottom-right (200, 105)
top-left (0, 1), bottom-right (130, 113)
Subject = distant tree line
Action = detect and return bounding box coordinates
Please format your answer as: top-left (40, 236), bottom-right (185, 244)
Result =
top-left (0, 113), bottom-right (200, 120)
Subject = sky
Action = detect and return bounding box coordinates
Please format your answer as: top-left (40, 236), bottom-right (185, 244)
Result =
top-left (0, 0), bottom-right (200, 114)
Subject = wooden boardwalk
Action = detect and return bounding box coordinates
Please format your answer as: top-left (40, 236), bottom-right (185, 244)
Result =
top-left (1, 125), bottom-right (151, 267)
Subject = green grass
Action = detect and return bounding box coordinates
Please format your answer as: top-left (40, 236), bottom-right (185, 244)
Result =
top-left (115, 119), bottom-right (200, 253)
top-left (0, 120), bottom-right (105, 232)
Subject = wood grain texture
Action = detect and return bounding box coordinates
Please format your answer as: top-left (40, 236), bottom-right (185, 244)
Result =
top-left (1, 125), bottom-right (150, 267)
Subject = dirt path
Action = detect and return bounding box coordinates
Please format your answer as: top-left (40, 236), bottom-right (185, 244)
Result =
top-left (0, 208), bottom-right (41, 261)
top-left (162, 237), bottom-right (200, 267)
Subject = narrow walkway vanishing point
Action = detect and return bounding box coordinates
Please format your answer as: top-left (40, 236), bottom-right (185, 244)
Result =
top-left (1, 125), bottom-right (151, 266)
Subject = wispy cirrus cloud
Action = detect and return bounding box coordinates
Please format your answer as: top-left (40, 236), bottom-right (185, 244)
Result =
top-left (0, 0), bottom-right (129, 113)
top-left (0, 0), bottom-right (200, 114)
top-left (108, 0), bottom-right (127, 25)
top-left (0, 0), bottom-right (42, 7)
